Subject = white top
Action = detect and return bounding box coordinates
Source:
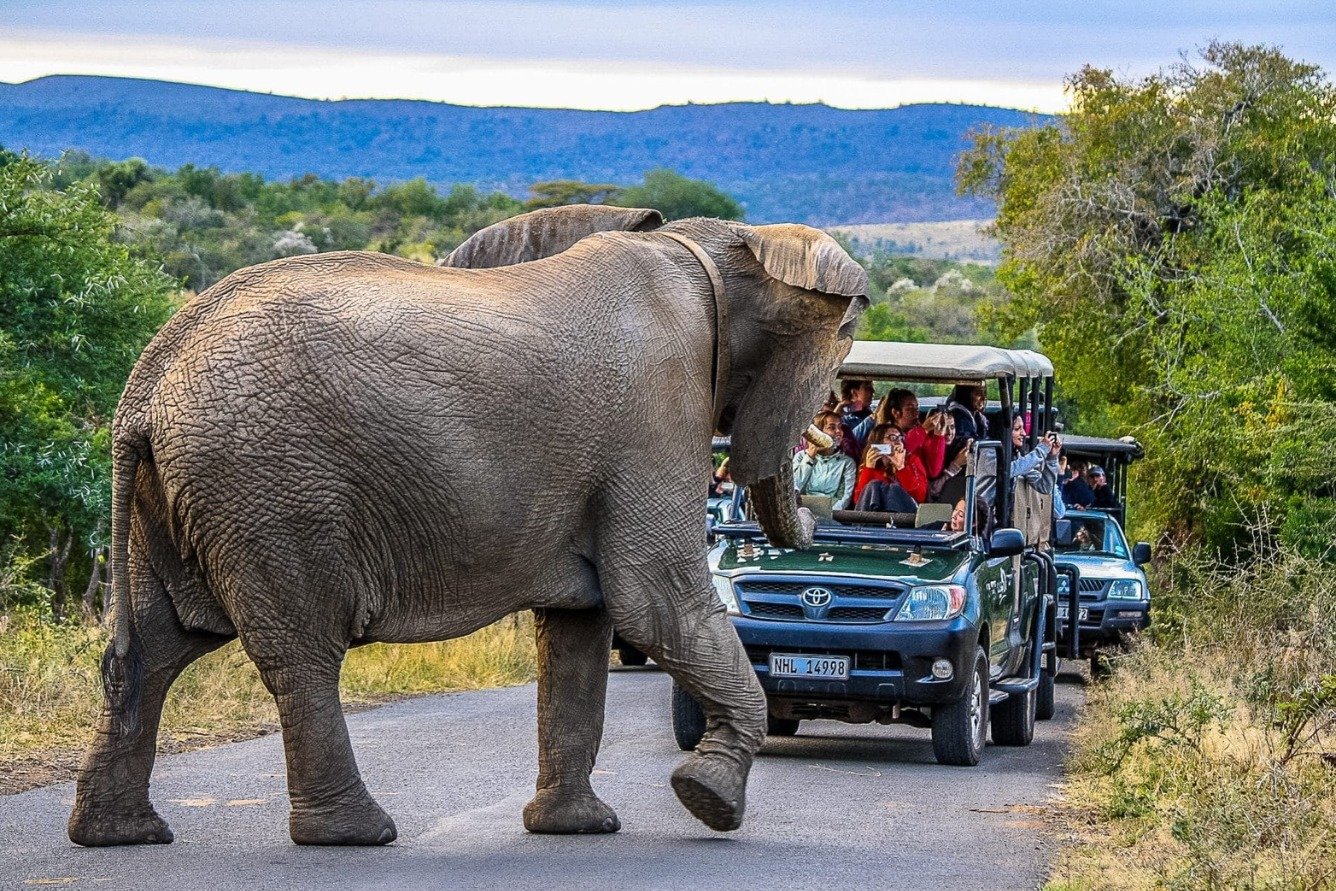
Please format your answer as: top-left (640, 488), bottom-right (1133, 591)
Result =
top-left (838, 340), bottom-right (1054, 382)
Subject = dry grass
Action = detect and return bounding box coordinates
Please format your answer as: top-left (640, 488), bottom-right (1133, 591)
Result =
top-left (1046, 542), bottom-right (1336, 891)
top-left (0, 610), bottom-right (537, 791)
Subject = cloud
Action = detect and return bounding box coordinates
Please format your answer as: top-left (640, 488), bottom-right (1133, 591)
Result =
top-left (1, 1), bottom-right (1331, 109)
top-left (0, 30), bottom-right (1067, 111)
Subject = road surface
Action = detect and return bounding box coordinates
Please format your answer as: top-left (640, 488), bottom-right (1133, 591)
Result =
top-left (0, 668), bottom-right (1082, 890)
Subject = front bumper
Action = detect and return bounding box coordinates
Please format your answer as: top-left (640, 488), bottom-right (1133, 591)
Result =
top-left (1059, 601), bottom-right (1150, 649)
top-left (729, 614), bottom-right (980, 709)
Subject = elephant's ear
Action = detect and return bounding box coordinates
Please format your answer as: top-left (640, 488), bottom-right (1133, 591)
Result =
top-left (440, 205), bottom-right (664, 268)
top-left (738, 223), bottom-right (869, 299)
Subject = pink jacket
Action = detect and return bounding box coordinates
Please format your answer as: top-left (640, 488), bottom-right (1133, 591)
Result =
top-left (904, 425), bottom-right (948, 479)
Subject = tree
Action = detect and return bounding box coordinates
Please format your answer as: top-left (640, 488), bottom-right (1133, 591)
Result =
top-left (958, 42), bottom-right (1336, 551)
top-left (525, 180), bottom-right (621, 209)
top-left (614, 169), bottom-right (744, 221)
top-left (0, 155), bottom-right (177, 614)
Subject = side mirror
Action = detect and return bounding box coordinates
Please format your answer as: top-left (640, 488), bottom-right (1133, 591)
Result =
top-left (988, 528), bottom-right (1026, 558)
top-left (1133, 542), bottom-right (1152, 566)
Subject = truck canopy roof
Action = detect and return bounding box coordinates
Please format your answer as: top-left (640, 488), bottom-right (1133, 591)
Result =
top-left (1062, 434), bottom-right (1144, 462)
top-left (838, 340), bottom-right (1054, 383)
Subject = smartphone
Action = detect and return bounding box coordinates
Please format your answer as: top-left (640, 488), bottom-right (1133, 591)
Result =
top-left (871, 444), bottom-right (894, 455)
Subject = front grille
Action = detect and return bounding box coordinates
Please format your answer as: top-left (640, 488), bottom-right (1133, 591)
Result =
top-left (1078, 577), bottom-right (1107, 592)
top-left (828, 606), bottom-right (892, 621)
top-left (745, 645), bottom-right (901, 672)
top-left (741, 580), bottom-right (893, 600)
top-left (747, 603), bottom-right (805, 620)
top-left (734, 576), bottom-right (904, 625)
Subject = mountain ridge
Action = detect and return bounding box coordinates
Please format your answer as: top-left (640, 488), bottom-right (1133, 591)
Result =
top-left (0, 75), bottom-right (1053, 224)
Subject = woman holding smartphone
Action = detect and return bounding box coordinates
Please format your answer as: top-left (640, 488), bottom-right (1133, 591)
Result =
top-left (853, 424), bottom-right (929, 504)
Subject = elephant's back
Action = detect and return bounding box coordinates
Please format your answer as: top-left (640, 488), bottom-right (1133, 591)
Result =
top-left (129, 250), bottom-right (632, 593)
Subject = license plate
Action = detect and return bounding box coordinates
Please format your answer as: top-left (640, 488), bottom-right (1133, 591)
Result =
top-left (769, 653), bottom-right (850, 680)
top-left (1057, 606), bottom-right (1089, 622)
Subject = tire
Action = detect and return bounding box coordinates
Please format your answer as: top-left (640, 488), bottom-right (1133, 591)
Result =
top-left (671, 682), bottom-right (706, 751)
top-left (1036, 663), bottom-right (1056, 721)
top-left (617, 645), bottom-right (649, 667)
top-left (931, 647), bottom-right (989, 766)
top-left (767, 716), bottom-right (800, 737)
top-left (992, 681), bottom-right (1037, 746)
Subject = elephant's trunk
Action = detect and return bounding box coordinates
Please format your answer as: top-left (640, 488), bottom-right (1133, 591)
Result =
top-left (750, 459), bottom-right (816, 550)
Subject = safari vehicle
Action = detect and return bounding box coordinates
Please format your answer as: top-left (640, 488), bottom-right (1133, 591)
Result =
top-left (674, 341), bottom-right (1081, 766)
top-left (1053, 435), bottom-right (1152, 673)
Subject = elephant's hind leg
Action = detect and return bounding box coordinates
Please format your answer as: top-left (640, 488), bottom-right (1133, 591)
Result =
top-left (68, 583), bottom-right (229, 846)
top-left (245, 639), bottom-right (396, 846)
top-left (523, 606), bottom-right (620, 834)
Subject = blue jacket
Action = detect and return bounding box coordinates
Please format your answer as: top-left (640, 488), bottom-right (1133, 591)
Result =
top-left (792, 449), bottom-right (857, 511)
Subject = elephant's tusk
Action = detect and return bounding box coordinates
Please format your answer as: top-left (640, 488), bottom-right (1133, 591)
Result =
top-left (805, 424), bottom-right (834, 449)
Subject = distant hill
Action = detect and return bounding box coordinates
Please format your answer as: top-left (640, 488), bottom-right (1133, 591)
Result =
top-left (0, 76), bottom-right (1053, 225)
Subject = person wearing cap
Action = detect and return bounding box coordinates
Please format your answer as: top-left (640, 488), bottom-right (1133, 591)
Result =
top-left (1088, 465), bottom-right (1118, 509)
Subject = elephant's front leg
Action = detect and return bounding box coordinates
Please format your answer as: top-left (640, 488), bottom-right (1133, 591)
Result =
top-left (250, 650), bottom-right (397, 846)
top-left (601, 556), bottom-right (767, 833)
top-left (523, 606), bottom-right (621, 834)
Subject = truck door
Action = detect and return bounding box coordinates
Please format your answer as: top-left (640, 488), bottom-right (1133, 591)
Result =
top-left (977, 555), bottom-right (1015, 670)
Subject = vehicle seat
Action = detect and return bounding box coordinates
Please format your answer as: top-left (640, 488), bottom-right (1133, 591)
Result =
top-left (832, 509), bottom-right (917, 528)
top-left (915, 503), bottom-right (954, 528)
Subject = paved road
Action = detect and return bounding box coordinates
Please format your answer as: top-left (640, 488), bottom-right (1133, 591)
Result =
top-left (0, 668), bottom-right (1082, 891)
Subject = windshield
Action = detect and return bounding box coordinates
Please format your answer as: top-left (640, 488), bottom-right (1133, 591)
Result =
top-left (1055, 516), bottom-right (1129, 559)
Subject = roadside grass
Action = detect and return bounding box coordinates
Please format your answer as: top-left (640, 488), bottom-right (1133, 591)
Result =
top-left (1046, 540), bottom-right (1336, 890)
top-left (0, 609), bottom-right (537, 790)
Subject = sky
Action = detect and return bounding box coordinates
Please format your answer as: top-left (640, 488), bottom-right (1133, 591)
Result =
top-left (1, 1), bottom-right (1333, 112)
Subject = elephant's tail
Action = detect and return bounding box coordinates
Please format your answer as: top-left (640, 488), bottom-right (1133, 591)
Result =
top-left (102, 436), bottom-right (144, 737)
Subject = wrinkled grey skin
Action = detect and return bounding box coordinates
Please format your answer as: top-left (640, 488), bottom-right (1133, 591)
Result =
top-left (68, 205), bottom-right (867, 849)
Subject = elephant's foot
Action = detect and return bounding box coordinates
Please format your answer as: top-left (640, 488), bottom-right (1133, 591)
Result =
top-left (523, 788), bottom-right (621, 834)
top-left (289, 790), bottom-right (397, 846)
top-left (68, 799), bottom-right (174, 847)
top-left (671, 754), bottom-right (749, 832)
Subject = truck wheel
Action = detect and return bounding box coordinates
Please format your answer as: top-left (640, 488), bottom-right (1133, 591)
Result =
top-left (992, 682), bottom-right (1037, 746)
top-left (931, 647), bottom-right (988, 766)
top-left (1036, 665), bottom-right (1056, 721)
top-left (767, 716), bottom-right (800, 737)
top-left (671, 682), bottom-right (706, 751)
top-left (617, 645), bottom-right (649, 667)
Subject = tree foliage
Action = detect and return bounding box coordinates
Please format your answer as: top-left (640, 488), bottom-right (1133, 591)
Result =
top-left (0, 153), bottom-right (178, 613)
top-left (525, 180), bottom-right (621, 209)
top-left (613, 169), bottom-right (744, 221)
top-left (959, 42), bottom-right (1336, 552)
top-left (853, 252), bottom-right (1008, 346)
top-left (48, 155), bottom-right (528, 291)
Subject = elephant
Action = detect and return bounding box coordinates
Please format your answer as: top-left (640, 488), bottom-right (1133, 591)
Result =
top-left (68, 204), bottom-right (868, 849)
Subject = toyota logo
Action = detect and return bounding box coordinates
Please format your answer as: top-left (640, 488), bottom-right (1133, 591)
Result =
top-left (800, 586), bottom-right (834, 608)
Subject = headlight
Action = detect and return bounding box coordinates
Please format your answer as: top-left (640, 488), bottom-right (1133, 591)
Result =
top-left (1107, 579), bottom-right (1145, 601)
top-left (894, 585), bottom-right (967, 622)
top-left (712, 574), bottom-right (741, 615)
